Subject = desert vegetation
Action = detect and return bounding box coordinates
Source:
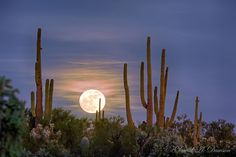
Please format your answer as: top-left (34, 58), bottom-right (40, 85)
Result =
top-left (1, 28), bottom-right (236, 157)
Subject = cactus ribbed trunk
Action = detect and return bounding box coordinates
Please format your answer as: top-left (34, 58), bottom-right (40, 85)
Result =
top-left (35, 28), bottom-right (43, 122)
top-left (169, 91), bottom-right (180, 126)
top-left (197, 112), bottom-right (202, 140)
top-left (158, 49), bottom-right (166, 128)
top-left (193, 96), bottom-right (199, 147)
top-left (146, 36), bottom-right (153, 125)
top-left (123, 63), bottom-right (134, 127)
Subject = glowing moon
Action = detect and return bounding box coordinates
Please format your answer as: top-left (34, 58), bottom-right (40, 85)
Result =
top-left (79, 89), bottom-right (106, 113)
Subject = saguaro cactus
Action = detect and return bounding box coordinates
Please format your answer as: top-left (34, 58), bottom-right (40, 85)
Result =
top-left (123, 63), bottom-right (134, 127)
top-left (35, 28), bottom-right (43, 121)
top-left (193, 96), bottom-right (199, 146)
top-left (156, 50), bottom-right (180, 128)
top-left (96, 98), bottom-right (105, 121)
top-left (140, 36), bottom-right (153, 125)
top-left (31, 28), bottom-right (54, 125)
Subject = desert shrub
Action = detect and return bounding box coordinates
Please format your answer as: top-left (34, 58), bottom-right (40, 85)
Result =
top-left (0, 76), bottom-right (25, 157)
top-left (90, 116), bottom-right (124, 157)
top-left (50, 108), bottom-right (89, 155)
top-left (204, 119), bottom-right (235, 144)
top-left (23, 123), bottom-right (69, 157)
top-left (172, 114), bottom-right (194, 147)
top-left (23, 108), bottom-right (88, 156)
top-left (120, 125), bottom-right (139, 156)
top-left (142, 130), bottom-right (186, 157)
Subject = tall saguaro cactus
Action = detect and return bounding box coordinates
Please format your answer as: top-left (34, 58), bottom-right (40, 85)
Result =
top-left (35, 28), bottom-right (43, 121)
top-left (31, 28), bottom-right (54, 125)
top-left (157, 49), bottom-right (167, 127)
top-left (193, 96), bottom-right (201, 146)
top-left (123, 63), bottom-right (134, 127)
top-left (155, 49), bottom-right (180, 128)
top-left (140, 36), bottom-right (153, 125)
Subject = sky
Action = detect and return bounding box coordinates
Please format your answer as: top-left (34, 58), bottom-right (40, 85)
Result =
top-left (1, 0), bottom-right (236, 125)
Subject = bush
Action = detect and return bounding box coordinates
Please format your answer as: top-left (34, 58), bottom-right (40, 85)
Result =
top-left (0, 76), bottom-right (25, 157)
top-left (23, 108), bottom-right (89, 156)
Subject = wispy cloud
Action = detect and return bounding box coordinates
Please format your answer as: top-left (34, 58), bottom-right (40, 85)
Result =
top-left (47, 59), bottom-right (126, 113)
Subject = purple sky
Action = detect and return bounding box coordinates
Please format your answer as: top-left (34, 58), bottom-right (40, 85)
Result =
top-left (1, 0), bottom-right (236, 124)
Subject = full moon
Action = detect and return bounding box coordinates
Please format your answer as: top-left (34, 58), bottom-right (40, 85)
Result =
top-left (79, 89), bottom-right (106, 113)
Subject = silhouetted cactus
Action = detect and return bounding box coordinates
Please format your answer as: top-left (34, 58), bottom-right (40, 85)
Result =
top-left (169, 91), bottom-right (179, 126)
top-left (156, 50), bottom-right (180, 128)
top-left (44, 79), bottom-right (49, 116)
top-left (35, 28), bottom-right (43, 122)
top-left (96, 98), bottom-right (105, 121)
top-left (31, 28), bottom-right (54, 124)
top-left (154, 86), bottom-right (159, 124)
top-left (193, 96), bottom-right (199, 146)
top-left (31, 91), bottom-right (36, 117)
top-left (44, 79), bottom-right (54, 118)
top-left (157, 49), bottom-right (167, 127)
top-left (123, 63), bottom-right (134, 127)
top-left (48, 79), bottom-right (54, 115)
top-left (140, 36), bottom-right (153, 125)
top-left (125, 36), bottom-right (179, 127)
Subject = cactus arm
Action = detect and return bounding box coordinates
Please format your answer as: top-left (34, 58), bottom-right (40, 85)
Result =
top-left (123, 63), bottom-right (134, 127)
top-left (48, 79), bottom-right (54, 115)
top-left (158, 49), bottom-right (166, 128)
top-left (164, 66), bottom-right (168, 104)
top-left (96, 111), bottom-right (98, 122)
top-left (102, 110), bottom-right (104, 120)
top-left (98, 98), bottom-right (101, 120)
top-left (140, 62), bottom-right (147, 109)
top-left (154, 86), bottom-right (159, 123)
top-left (169, 90), bottom-right (179, 126)
top-left (165, 117), bottom-right (170, 129)
top-left (31, 91), bottom-right (36, 117)
top-left (44, 79), bottom-right (49, 116)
